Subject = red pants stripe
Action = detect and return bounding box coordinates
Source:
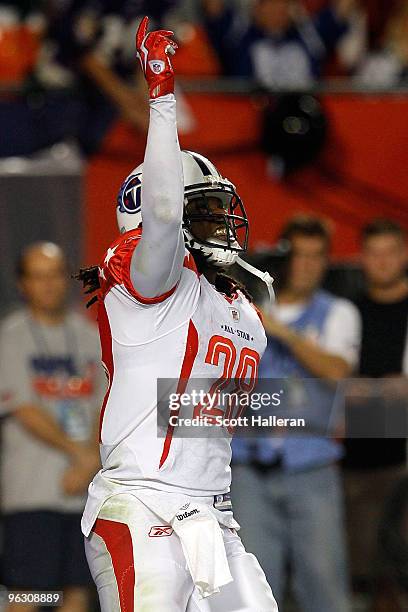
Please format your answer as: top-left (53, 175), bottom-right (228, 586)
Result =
top-left (93, 518), bottom-right (135, 612)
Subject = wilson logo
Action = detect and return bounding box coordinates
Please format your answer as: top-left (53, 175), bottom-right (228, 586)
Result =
top-left (148, 525), bottom-right (173, 537)
top-left (176, 508), bottom-right (199, 521)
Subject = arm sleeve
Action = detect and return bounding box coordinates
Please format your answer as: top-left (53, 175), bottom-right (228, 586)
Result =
top-left (130, 94), bottom-right (185, 299)
top-left (320, 299), bottom-right (362, 368)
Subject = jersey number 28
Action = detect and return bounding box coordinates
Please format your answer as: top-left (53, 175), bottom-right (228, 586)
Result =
top-left (193, 335), bottom-right (260, 433)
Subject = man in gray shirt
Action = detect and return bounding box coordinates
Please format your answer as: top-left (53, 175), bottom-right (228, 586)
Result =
top-left (0, 242), bottom-right (105, 612)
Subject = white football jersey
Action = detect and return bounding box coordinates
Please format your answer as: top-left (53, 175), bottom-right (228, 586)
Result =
top-left (82, 229), bottom-right (266, 534)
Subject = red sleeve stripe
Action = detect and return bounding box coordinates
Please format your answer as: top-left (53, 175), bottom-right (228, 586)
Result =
top-left (92, 518), bottom-right (135, 612)
top-left (159, 319), bottom-right (199, 469)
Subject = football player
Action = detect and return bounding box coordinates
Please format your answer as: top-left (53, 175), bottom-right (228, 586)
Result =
top-left (80, 16), bottom-right (278, 612)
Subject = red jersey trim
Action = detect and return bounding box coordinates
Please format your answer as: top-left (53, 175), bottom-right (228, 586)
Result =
top-left (223, 292), bottom-right (239, 304)
top-left (183, 252), bottom-right (200, 277)
top-left (93, 518), bottom-right (135, 612)
top-left (100, 230), bottom-right (202, 305)
top-left (159, 319), bottom-right (199, 469)
top-left (121, 249), bottom-right (178, 304)
top-left (98, 302), bottom-right (114, 442)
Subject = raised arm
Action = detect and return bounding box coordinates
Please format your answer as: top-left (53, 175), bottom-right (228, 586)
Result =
top-left (130, 17), bottom-right (185, 299)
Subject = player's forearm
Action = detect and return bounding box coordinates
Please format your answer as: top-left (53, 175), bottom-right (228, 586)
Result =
top-left (130, 95), bottom-right (185, 296)
top-left (142, 94), bottom-right (183, 229)
top-left (13, 404), bottom-right (80, 458)
top-left (129, 19), bottom-right (185, 297)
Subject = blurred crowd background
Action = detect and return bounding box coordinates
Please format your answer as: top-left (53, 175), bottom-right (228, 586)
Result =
top-left (0, 1), bottom-right (408, 611)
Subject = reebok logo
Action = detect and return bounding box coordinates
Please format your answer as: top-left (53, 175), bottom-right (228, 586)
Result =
top-left (148, 525), bottom-right (173, 537)
top-left (176, 508), bottom-right (199, 521)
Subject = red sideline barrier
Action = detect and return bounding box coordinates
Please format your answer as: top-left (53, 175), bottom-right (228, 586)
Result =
top-left (85, 94), bottom-right (408, 266)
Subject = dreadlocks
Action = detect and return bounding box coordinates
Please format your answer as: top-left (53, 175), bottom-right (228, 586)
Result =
top-left (73, 266), bottom-right (100, 308)
top-left (214, 272), bottom-right (253, 302)
top-left (74, 259), bottom-right (253, 308)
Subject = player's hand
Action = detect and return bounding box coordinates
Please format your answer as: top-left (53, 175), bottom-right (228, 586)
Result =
top-left (135, 16), bottom-right (178, 99)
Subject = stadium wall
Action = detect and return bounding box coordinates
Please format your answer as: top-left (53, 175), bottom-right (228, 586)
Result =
top-left (85, 94), bottom-right (408, 265)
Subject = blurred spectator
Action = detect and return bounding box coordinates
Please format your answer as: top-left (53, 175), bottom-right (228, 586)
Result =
top-left (355, 0), bottom-right (408, 86)
top-left (343, 219), bottom-right (408, 593)
top-left (0, 1), bottom-right (180, 157)
top-left (202, 0), bottom-right (359, 87)
top-left (232, 215), bottom-right (360, 611)
top-left (0, 242), bottom-right (105, 610)
top-left (0, 2), bottom-right (45, 87)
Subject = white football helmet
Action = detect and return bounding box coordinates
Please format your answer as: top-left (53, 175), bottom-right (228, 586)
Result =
top-left (116, 150), bottom-right (275, 299)
top-left (116, 150), bottom-right (249, 267)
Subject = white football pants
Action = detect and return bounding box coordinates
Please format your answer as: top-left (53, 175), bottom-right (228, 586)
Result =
top-left (84, 493), bottom-right (278, 612)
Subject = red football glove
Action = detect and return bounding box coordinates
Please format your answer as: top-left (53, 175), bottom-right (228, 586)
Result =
top-left (136, 16), bottom-right (178, 99)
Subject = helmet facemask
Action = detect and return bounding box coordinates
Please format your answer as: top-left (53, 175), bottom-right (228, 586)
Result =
top-left (183, 185), bottom-right (249, 268)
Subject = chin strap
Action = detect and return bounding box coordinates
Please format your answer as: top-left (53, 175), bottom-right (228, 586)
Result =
top-left (236, 257), bottom-right (275, 303)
